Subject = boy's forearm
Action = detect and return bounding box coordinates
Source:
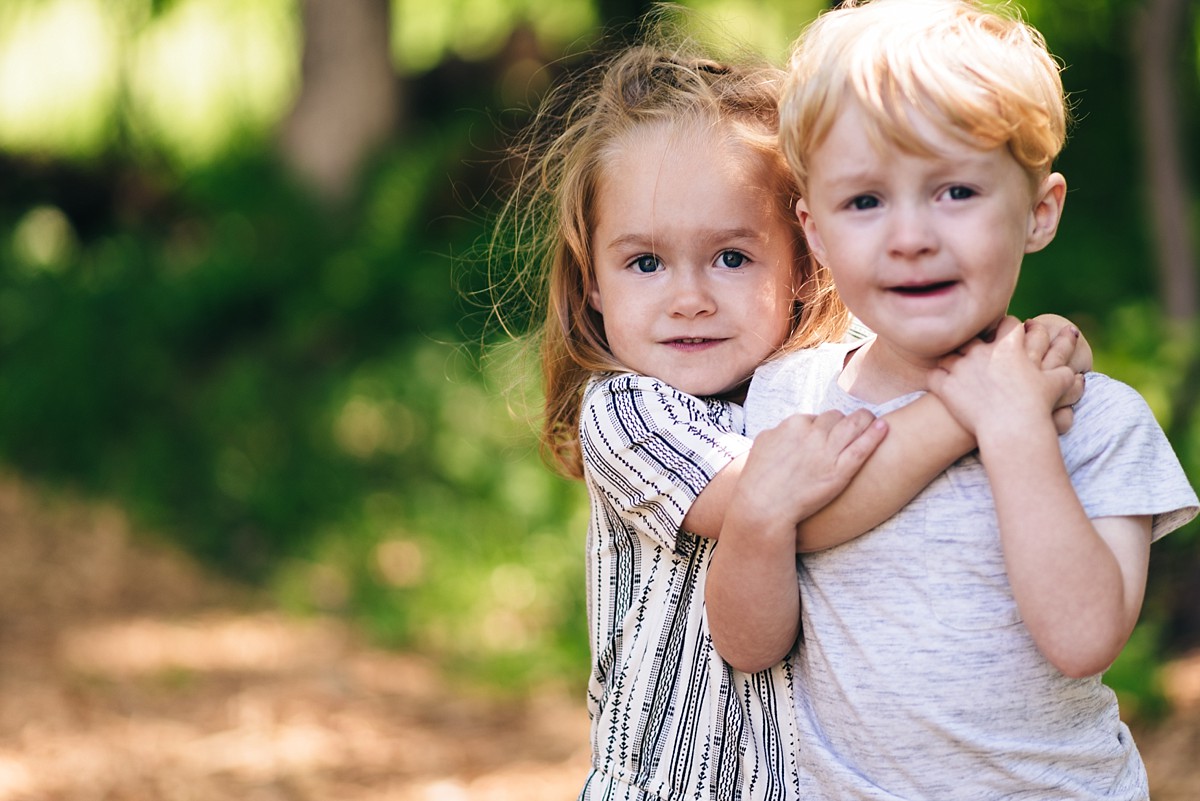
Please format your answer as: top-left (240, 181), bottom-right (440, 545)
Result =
top-left (706, 515), bottom-right (801, 673)
top-left (978, 421), bottom-right (1146, 677)
top-left (796, 394), bottom-right (973, 551)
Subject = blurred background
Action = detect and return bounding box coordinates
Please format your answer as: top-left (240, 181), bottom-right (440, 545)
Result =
top-left (0, 0), bottom-right (1197, 798)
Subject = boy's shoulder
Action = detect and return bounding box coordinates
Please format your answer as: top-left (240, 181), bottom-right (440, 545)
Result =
top-left (1062, 371), bottom-right (1198, 540)
top-left (745, 342), bottom-right (863, 436)
top-left (1070, 371), bottom-right (1163, 429)
top-left (754, 340), bottom-right (861, 386)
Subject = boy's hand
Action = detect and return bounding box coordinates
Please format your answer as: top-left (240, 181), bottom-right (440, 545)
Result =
top-left (930, 316), bottom-right (1075, 445)
top-left (736, 409), bottom-right (886, 528)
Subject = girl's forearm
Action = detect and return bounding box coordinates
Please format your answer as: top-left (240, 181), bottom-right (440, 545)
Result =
top-left (796, 393), bottom-right (973, 551)
top-left (706, 513), bottom-right (801, 672)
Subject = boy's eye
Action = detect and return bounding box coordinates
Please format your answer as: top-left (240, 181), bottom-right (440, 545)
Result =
top-left (718, 250), bottom-right (747, 268)
top-left (946, 185), bottom-right (976, 200)
top-left (849, 195), bottom-right (880, 210)
top-left (632, 254), bottom-right (662, 273)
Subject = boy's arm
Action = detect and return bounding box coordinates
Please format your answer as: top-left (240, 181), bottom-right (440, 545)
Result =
top-left (930, 317), bottom-right (1149, 677)
top-left (978, 419), bottom-right (1150, 677)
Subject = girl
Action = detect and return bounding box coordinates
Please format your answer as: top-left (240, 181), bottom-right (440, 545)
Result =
top-left (494, 35), bottom-right (1088, 801)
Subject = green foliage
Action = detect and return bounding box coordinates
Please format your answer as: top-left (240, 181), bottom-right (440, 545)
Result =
top-left (0, 0), bottom-right (1196, 699)
top-left (0, 106), bottom-right (596, 689)
top-left (1105, 621), bottom-right (1170, 723)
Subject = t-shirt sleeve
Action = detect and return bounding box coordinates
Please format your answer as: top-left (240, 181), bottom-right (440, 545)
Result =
top-left (579, 374), bottom-right (751, 551)
top-left (745, 342), bottom-right (860, 437)
top-left (1064, 373), bottom-right (1199, 541)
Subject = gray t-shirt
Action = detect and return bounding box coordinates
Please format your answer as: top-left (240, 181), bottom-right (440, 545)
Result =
top-left (745, 342), bottom-right (1199, 801)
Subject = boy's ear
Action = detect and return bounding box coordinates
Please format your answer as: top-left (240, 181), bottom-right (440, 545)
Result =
top-left (1025, 172), bottom-right (1067, 254)
top-left (795, 198), bottom-right (829, 265)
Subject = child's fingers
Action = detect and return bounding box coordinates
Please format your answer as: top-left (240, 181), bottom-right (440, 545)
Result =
top-left (992, 315), bottom-right (1024, 343)
top-left (835, 416), bottom-right (887, 470)
top-left (1042, 325), bottom-right (1080, 371)
top-left (1055, 372), bottom-right (1085, 408)
top-left (1050, 366), bottom-right (1085, 435)
top-left (1045, 364), bottom-right (1078, 404)
top-left (823, 408), bottom-right (878, 449)
top-left (1023, 318), bottom-right (1051, 364)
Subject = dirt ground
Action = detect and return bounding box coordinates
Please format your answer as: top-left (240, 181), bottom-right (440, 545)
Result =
top-left (0, 475), bottom-right (1196, 801)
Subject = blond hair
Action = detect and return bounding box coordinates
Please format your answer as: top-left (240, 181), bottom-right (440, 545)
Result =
top-left (495, 39), bottom-right (850, 478)
top-left (780, 0), bottom-right (1068, 195)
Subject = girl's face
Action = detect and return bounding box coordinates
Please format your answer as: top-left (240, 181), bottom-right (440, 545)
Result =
top-left (587, 122), bottom-right (799, 400)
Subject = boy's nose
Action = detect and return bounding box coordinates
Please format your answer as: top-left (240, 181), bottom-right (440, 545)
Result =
top-left (887, 205), bottom-right (938, 258)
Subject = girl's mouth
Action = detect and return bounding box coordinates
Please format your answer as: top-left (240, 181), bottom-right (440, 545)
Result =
top-left (665, 337), bottom-right (723, 350)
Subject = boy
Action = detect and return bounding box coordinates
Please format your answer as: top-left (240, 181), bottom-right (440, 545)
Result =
top-left (704, 1), bottom-right (1199, 798)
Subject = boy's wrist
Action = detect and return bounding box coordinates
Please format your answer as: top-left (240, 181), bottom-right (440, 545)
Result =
top-left (975, 412), bottom-right (1059, 459)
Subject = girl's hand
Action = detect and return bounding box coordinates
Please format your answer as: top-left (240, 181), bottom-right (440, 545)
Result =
top-left (736, 408), bottom-right (887, 529)
top-left (929, 316), bottom-right (1075, 445)
top-left (1025, 313), bottom-right (1092, 373)
top-left (1022, 318), bottom-right (1086, 434)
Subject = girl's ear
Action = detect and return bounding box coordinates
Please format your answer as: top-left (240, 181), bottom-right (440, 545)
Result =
top-left (795, 198), bottom-right (828, 266)
top-left (1025, 172), bottom-right (1067, 254)
top-left (588, 286), bottom-right (604, 314)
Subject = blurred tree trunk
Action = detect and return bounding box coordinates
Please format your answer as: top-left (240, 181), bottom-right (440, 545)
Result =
top-left (280, 0), bottom-right (399, 202)
top-left (598, 0), bottom-right (658, 29)
top-left (1132, 0), bottom-right (1197, 323)
top-left (1133, 0), bottom-right (1200, 651)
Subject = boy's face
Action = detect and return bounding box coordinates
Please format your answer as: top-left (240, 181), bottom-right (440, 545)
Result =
top-left (796, 101), bottom-right (1065, 376)
top-left (588, 123), bottom-right (798, 399)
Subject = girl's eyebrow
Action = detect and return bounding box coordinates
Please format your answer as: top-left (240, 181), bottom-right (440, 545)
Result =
top-left (604, 227), bottom-right (763, 251)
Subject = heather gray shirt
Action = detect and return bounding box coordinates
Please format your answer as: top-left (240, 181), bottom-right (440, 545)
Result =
top-left (746, 342), bottom-right (1198, 801)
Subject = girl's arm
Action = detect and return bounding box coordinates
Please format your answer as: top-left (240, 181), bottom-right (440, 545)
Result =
top-left (929, 317), bottom-right (1149, 677)
top-left (701, 409), bottom-right (886, 670)
top-left (796, 315), bottom-right (1087, 548)
top-left (685, 315), bottom-right (1087, 545)
top-left (703, 317), bottom-right (1089, 672)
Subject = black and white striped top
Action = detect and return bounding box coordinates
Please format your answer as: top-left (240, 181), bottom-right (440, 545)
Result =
top-left (577, 373), bottom-right (802, 801)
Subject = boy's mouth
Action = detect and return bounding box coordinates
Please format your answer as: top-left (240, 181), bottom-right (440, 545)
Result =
top-left (889, 280), bottom-right (957, 296)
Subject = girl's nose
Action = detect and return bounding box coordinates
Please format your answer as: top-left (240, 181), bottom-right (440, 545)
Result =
top-left (668, 270), bottom-right (717, 318)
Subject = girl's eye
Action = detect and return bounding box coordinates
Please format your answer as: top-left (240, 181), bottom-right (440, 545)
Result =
top-left (633, 254), bottom-right (662, 273)
top-left (719, 250), bottom-right (747, 269)
top-left (849, 195), bottom-right (880, 210)
top-left (946, 185), bottom-right (976, 200)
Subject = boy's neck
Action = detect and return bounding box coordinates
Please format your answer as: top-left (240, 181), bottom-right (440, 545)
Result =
top-left (837, 338), bottom-right (940, 403)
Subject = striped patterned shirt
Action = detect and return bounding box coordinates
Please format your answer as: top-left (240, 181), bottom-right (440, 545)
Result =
top-left (577, 373), bottom-right (801, 801)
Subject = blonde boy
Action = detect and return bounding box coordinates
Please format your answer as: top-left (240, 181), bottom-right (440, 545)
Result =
top-left (705, 1), bottom-right (1199, 798)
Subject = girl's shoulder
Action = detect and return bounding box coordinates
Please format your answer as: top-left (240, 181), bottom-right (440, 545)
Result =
top-left (584, 371), bottom-right (715, 409)
top-left (581, 372), bottom-right (745, 440)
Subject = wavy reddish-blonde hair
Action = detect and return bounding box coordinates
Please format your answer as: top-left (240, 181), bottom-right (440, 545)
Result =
top-left (494, 39), bottom-right (851, 478)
